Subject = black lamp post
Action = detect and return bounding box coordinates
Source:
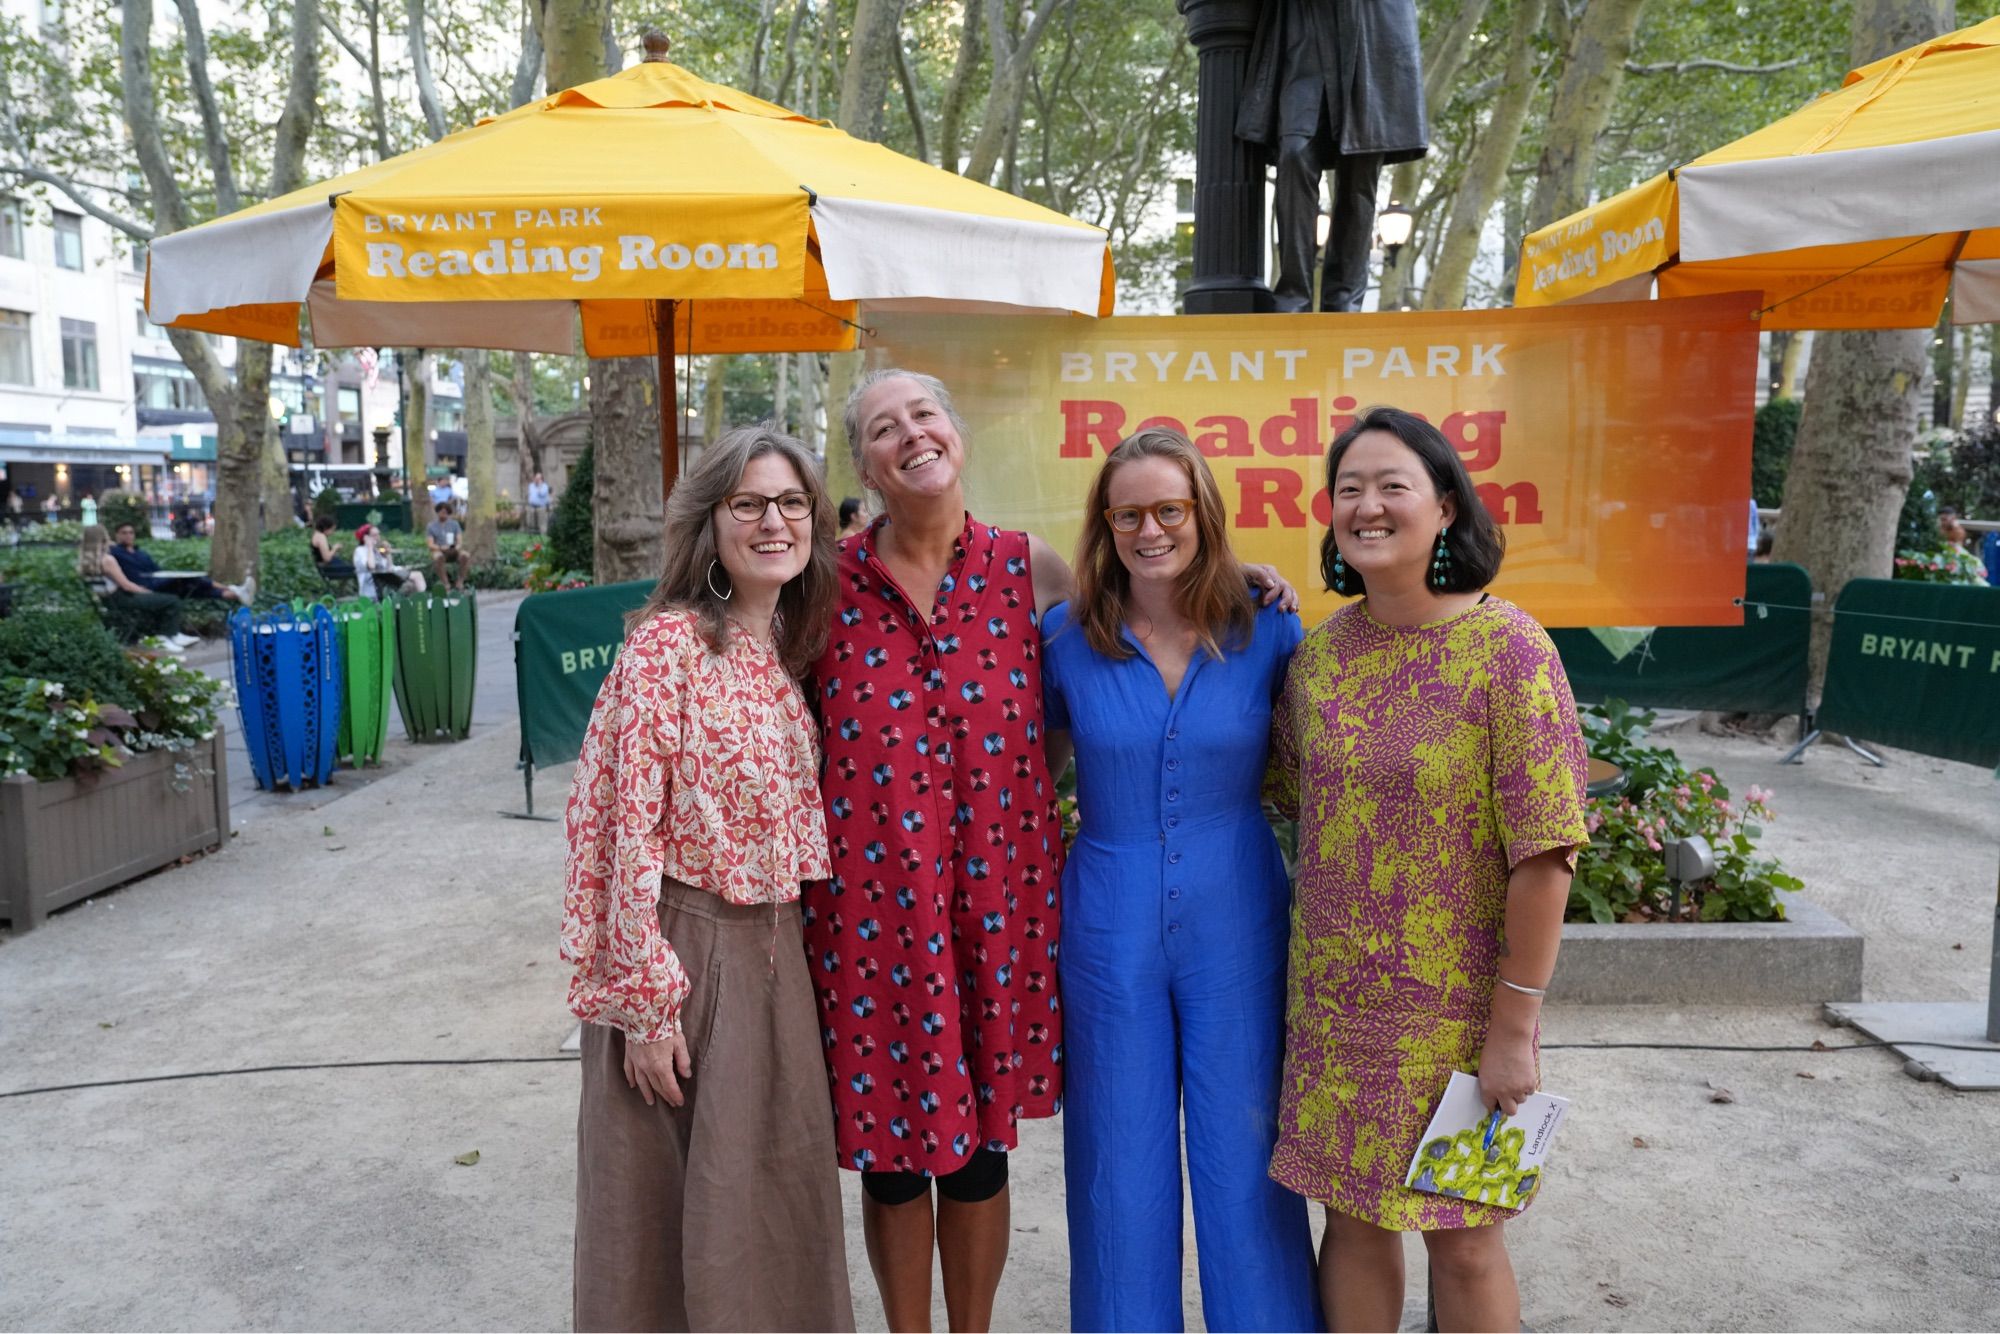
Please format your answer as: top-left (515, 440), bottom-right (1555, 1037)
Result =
top-left (1176, 0), bottom-right (1275, 315)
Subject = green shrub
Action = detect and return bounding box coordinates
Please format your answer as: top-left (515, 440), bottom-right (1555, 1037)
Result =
top-left (0, 677), bottom-right (126, 780)
top-left (0, 544), bottom-right (96, 615)
top-left (547, 439), bottom-right (595, 576)
top-left (1898, 476), bottom-right (1939, 552)
top-left (0, 610), bottom-right (138, 708)
top-left (1751, 397), bottom-right (1802, 508)
top-left (1572, 700), bottom-right (1800, 925)
top-left (98, 489), bottom-right (149, 535)
top-left (312, 485), bottom-right (342, 522)
top-left (12, 518), bottom-right (85, 544)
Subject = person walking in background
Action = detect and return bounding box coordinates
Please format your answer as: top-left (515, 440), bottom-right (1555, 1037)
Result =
top-left (1266, 406), bottom-right (1588, 1333)
top-left (526, 471), bottom-right (552, 534)
top-left (564, 424), bottom-right (852, 1333)
top-left (1040, 429), bottom-right (1317, 1333)
top-left (79, 492), bottom-right (97, 527)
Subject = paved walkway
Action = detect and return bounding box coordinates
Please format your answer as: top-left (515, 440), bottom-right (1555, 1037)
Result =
top-left (0, 696), bottom-right (1995, 1329)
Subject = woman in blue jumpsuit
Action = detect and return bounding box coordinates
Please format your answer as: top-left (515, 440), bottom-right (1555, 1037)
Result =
top-left (1041, 428), bottom-right (1318, 1332)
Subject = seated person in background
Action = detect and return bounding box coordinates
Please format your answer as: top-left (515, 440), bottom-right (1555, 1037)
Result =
top-left (80, 524), bottom-right (197, 649)
top-left (1937, 506), bottom-right (1973, 550)
top-left (426, 503), bottom-right (472, 592)
top-left (110, 522), bottom-right (253, 604)
top-left (355, 524), bottom-right (427, 600)
top-left (429, 478), bottom-right (456, 517)
top-left (311, 516), bottom-right (357, 580)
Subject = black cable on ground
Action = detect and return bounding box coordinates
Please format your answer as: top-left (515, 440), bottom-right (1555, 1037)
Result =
top-left (4, 1039), bottom-right (1995, 1100)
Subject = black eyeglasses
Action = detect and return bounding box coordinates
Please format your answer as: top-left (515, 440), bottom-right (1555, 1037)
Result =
top-left (1103, 498), bottom-right (1195, 533)
top-left (722, 491), bottom-right (814, 522)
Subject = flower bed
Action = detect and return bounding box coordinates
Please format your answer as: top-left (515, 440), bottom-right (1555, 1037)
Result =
top-left (1573, 699), bottom-right (1801, 924)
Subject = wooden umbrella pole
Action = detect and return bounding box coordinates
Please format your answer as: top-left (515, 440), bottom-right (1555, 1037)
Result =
top-left (654, 297), bottom-right (679, 503)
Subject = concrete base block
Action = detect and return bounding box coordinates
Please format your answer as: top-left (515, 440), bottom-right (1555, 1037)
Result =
top-left (1824, 1001), bottom-right (2000, 1091)
top-left (1556, 894), bottom-right (1862, 1004)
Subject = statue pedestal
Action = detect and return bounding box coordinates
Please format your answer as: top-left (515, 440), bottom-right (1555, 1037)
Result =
top-left (1177, 0), bottom-right (1274, 315)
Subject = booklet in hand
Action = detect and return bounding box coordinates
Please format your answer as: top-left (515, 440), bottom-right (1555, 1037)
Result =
top-left (1404, 1070), bottom-right (1569, 1211)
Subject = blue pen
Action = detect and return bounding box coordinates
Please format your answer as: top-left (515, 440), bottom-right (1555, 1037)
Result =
top-left (1482, 1108), bottom-right (1503, 1154)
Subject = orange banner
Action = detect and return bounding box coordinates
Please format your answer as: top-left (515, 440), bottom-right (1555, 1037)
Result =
top-left (865, 293), bottom-right (1760, 628)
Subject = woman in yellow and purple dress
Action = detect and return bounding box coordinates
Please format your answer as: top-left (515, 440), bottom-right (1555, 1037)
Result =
top-left (1266, 406), bottom-right (1588, 1332)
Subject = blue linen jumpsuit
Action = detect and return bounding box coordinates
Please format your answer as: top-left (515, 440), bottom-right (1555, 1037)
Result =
top-left (1041, 599), bottom-right (1318, 1333)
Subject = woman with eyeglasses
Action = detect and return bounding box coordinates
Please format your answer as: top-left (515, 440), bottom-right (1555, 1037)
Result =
top-left (1039, 428), bottom-right (1317, 1332)
top-left (563, 424), bottom-right (854, 1333)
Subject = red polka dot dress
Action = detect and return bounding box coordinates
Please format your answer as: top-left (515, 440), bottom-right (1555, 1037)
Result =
top-left (805, 514), bottom-right (1064, 1175)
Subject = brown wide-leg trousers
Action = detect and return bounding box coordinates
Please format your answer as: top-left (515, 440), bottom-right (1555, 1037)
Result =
top-left (574, 884), bottom-right (854, 1332)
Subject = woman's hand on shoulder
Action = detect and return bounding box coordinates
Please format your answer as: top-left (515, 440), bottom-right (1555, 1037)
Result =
top-left (1245, 563), bottom-right (1300, 613)
top-left (623, 1030), bottom-right (693, 1107)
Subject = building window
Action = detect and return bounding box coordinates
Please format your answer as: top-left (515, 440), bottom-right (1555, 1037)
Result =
top-left (1175, 178), bottom-right (1194, 216)
top-left (0, 310), bottom-right (29, 385)
top-left (135, 302), bottom-right (165, 341)
top-left (129, 239), bottom-right (147, 274)
top-left (60, 317), bottom-right (98, 390)
top-left (337, 386), bottom-right (362, 419)
top-left (134, 360), bottom-right (206, 411)
top-left (0, 196), bottom-right (22, 260)
top-left (53, 210), bottom-right (84, 270)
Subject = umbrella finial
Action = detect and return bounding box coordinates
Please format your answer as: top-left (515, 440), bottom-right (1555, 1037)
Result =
top-left (641, 29), bottom-right (672, 63)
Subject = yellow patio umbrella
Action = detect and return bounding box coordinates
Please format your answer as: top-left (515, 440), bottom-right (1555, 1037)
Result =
top-left (145, 34), bottom-right (1115, 494)
top-left (1514, 15), bottom-right (2000, 330)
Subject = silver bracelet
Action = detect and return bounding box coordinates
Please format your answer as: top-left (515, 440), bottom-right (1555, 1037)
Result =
top-left (1496, 978), bottom-right (1548, 999)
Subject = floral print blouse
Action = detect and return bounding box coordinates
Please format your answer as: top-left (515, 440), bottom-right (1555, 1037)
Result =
top-left (561, 610), bottom-right (831, 1042)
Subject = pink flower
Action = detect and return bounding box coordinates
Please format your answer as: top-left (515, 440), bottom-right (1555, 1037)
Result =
top-left (1586, 811), bottom-right (1603, 834)
top-left (1697, 772), bottom-right (1716, 791)
top-left (1646, 836), bottom-right (1662, 852)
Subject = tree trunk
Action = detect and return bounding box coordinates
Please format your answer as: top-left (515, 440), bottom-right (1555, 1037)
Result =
top-left (703, 358), bottom-right (728, 445)
top-left (1774, 0), bottom-right (1953, 703)
top-left (1380, 0), bottom-right (1495, 306)
top-left (463, 351), bottom-right (498, 566)
top-left (511, 353), bottom-right (544, 483)
top-left (1526, 0), bottom-right (1650, 233)
top-left (838, 0), bottom-right (906, 144)
top-left (1425, 0), bottom-right (1546, 311)
top-left (964, 0), bottom-right (1073, 186)
top-left (546, 0), bottom-right (659, 583)
top-left (937, 2), bottom-right (986, 173)
top-left (406, 352), bottom-right (432, 496)
top-left (1778, 329), bottom-right (1809, 398)
top-left (773, 353), bottom-right (790, 433)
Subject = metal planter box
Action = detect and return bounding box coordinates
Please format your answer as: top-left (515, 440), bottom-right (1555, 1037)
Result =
top-left (0, 729), bottom-right (230, 932)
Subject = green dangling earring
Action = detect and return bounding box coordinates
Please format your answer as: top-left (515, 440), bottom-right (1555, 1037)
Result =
top-left (1333, 549), bottom-right (1347, 593)
top-left (1432, 527), bottom-right (1451, 589)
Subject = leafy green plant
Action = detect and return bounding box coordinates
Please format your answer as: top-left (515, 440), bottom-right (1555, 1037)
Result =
top-left (97, 489), bottom-right (149, 535)
top-left (1573, 700), bottom-right (1801, 925)
top-left (519, 540), bottom-right (591, 593)
top-left (1893, 544), bottom-right (1987, 585)
top-left (546, 439), bottom-right (595, 576)
top-left (1751, 397), bottom-right (1801, 508)
top-left (121, 651), bottom-right (224, 752)
top-left (0, 677), bottom-right (127, 780)
top-left (0, 609), bottom-right (137, 708)
top-left (312, 484), bottom-right (342, 522)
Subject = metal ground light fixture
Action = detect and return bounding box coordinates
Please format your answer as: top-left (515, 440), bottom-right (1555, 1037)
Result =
top-left (1663, 834), bottom-right (1717, 923)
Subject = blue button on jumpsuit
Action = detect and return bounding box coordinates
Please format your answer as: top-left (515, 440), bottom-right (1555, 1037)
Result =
top-left (1041, 599), bottom-right (1318, 1333)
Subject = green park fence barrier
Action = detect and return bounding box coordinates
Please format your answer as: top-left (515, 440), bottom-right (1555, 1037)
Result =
top-left (1815, 578), bottom-right (2000, 770)
top-left (1549, 562), bottom-right (1813, 724)
top-left (508, 579), bottom-right (653, 818)
top-left (388, 589), bottom-right (478, 743)
top-left (333, 500), bottom-right (412, 533)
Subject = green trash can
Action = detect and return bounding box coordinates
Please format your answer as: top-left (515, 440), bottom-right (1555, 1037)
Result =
top-left (330, 597), bottom-right (397, 765)
top-left (388, 589), bottom-right (477, 742)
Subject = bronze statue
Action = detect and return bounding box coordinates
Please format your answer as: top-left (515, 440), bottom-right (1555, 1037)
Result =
top-left (1236, 0), bottom-right (1428, 312)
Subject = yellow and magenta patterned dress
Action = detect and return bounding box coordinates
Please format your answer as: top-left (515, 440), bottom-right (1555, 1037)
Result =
top-left (1265, 596), bottom-right (1587, 1231)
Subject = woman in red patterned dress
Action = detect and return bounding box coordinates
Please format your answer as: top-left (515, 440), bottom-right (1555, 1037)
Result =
top-left (564, 425), bottom-right (852, 1332)
top-left (807, 369), bottom-right (1075, 1332)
